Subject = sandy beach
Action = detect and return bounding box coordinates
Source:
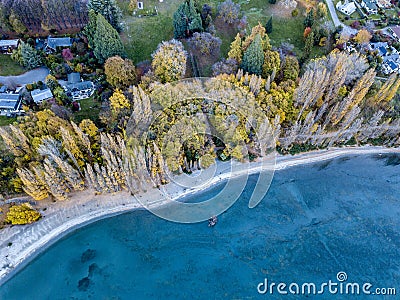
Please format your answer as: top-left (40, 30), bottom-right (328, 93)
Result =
top-left (1, 145), bottom-right (399, 285)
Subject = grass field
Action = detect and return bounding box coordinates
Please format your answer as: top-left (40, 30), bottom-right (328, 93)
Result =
top-left (0, 116), bottom-right (17, 127)
top-left (0, 55), bottom-right (25, 76)
top-left (119, 0), bottom-right (308, 64)
top-left (72, 97), bottom-right (101, 124)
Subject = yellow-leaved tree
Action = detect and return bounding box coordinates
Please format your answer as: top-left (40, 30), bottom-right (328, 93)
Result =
top-left (110, 89), bottom-right (130, 113)
top-left (151, 39), bottom-right (187, 83)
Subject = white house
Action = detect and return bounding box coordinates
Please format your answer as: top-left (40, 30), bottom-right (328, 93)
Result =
top-left (0, 39), bottom-right (19, 54)
top-left (336, 0), bottom-right (357, 16)
top-left (0, 93), bottom-right (22, 115)
top-left (31, 88), bottom-right (54, 103)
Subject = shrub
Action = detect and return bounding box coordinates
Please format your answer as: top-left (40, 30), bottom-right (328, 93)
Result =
top-left (5, 203), bottom-right (41, 225)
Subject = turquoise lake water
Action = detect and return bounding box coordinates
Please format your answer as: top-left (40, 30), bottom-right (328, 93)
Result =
top-left (1, 154), bottom-right (399, 299)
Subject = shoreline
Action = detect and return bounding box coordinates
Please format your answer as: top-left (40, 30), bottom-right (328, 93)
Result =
top-left (1, 145), bottom-right (400, 286)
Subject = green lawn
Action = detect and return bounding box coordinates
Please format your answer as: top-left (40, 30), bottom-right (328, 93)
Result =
top-left (72, 97), bottom-right (101, 124)
top-left (0, 55), bottom-right (25, 76)
top-left (120, 0), bottom-right (181, 63)
top-left (120, 0), bottom-right (307, 63)
top-left (0, 116), bottom-right (17, 127)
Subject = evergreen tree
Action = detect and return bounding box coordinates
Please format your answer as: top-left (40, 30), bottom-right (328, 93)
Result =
top-left (242, 23), bottom-right (271, 52)
top-left (93, 14), bottom-right (125, 63)
top-left (266, 16), bottom-right (273, 34)
top-left (241, 34), bottom-right (264, 75)
top-left (303, 31), bottom-right (314, 59)
top-left (282, 55), bottom-right (300, 81)
top-left (304, 9), bottom-right (314, 28)
top-left (88, 0), bottom-right (122, 32)
top-left (12, 41), bottom-right (42, 70)
top-left (173, 0), bottom-right (203, 38)
top-left (83, 9), bottom-right (97, 48)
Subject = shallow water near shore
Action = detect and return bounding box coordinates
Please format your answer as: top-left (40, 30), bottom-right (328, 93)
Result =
top-left (1, 154), bottom-right (400, 299)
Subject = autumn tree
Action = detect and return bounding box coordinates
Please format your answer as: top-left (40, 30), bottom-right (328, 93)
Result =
top-left (104, 56), bottom-right (136, 88)
top-left (217, 0), bottom-right (240, 24)
top-left (228, 33), bottom-right (243, 64)
top-left (9, 11), bottom-right (26, 34)
top-left (316, 3), bottom-right (328, 19)
top-left (129, 0), bottom-right (138, 13)
top-left (212, 58), bottom-right (239, 76)
top-left (88, 0), bottom-right (122, 32)
top-left (5, 203), bottom-right (41, 225)
top-left (93, 13), bottom-right (125, 63)
top-left (110, 89), bottom-right (130, 113)
top-left (16, 168), bottom-right (49, 200)
top-left (263, 50), bottom-right (280, 77)
top-left (353, 29), bottom-right (372, 45)
top-left (188, 32), bottom-right (221, 56)
top-left (151, 39), bottom-right (187, 83)
top-left (242, 23), bottom-right (271, 52)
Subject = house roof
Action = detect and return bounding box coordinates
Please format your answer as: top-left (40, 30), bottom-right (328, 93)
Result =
top-left (67, 72), bottom-right (81, 83)
top-left (363, 0), bottom-right (378, 10)
top-left (337, 1), bottom-right (356, 15)
top-left (46, 37), bottom-right (72, 50)
top-left (31, 88), bottom-right (53, 103)
top-left (0, 93), bottom-right (21, 110)
top-left (0, 39), bottom-right (19, 47)
top-left (66, 81), bottom-right (93, 91)
top-left (378, 46), bottom-right (387, 56)
top-left (383, 54), bottom-right (399, 62)
top-left (390, 26), bottom-right (400, 38)
top-left (388, 61), bottom-right (397, 70)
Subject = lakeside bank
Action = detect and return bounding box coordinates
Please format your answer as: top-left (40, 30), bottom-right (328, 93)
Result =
top-left (1, 145), bottom-right (399, 285)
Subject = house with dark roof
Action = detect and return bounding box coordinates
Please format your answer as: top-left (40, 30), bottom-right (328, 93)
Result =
top-left (0, 39), bottom-right (19, 54)
top-left (0, 93), bottom-right (22, 115)
top-left (45, 36), bottom-right (72, 53)
top-left (361, 0), bottom-right (378, 14)
top-left (31, 88), bottom-right (54, 103)
top-left (62, 73), bottom-right (95, 100)
top-left (388, 26), bottom-right (400, 42)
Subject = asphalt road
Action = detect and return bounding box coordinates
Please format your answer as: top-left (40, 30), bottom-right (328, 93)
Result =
top-left (0, 67), bottom-right (49, 86)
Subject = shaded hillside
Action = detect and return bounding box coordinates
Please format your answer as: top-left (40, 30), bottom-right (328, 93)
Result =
top-left (0, 0), bottom-right (89, 36)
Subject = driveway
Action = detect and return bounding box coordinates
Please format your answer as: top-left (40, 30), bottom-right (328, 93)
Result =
top-left (0, 67), bottom-right (50, 86)
top-left (325, 0), bottom-right (358, 35)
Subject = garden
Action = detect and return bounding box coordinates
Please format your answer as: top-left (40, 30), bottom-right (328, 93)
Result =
top-left (118, 0), bottom-right (310, 66)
